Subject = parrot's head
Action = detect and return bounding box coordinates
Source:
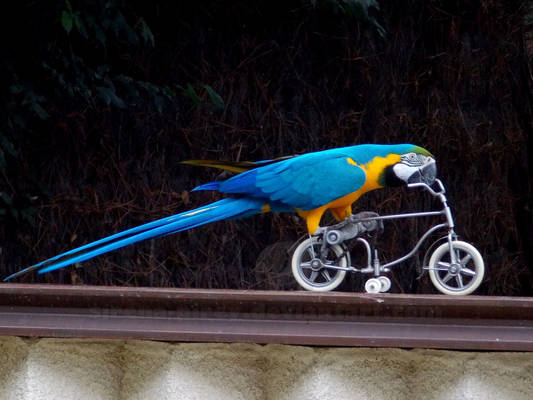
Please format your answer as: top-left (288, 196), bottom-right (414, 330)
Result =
top-left (382, 145), bottom-right (437, 187)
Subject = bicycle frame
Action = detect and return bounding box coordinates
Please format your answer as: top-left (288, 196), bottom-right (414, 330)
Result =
top-left (315, 179), bottom-right (457, 275)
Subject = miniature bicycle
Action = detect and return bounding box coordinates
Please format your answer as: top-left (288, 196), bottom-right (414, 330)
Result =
top-left (291, 179), bottom-right (485, 295)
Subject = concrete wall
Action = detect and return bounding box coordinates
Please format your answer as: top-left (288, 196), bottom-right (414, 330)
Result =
top-left (1, 336), bottom-right (532, 400)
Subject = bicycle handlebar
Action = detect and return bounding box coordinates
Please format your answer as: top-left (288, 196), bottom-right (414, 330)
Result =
top-left (407, 179), bottom-right (446, 196)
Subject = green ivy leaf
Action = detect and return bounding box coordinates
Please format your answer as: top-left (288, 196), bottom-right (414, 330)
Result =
top-left (74, 14), bottom-right (88, 39)
top-left (31, 103), bottom-right (50, 120)
top-left (114, 11), bottom-right (139, 45)
top-left (61, 10), bottom-right (73, 34)
top-left (96, 86), bottom-right (126, 109)
top-left (108, 90), bottom-right (126, 109)
top-left (0, 135), bottom-right (18, 157)
top-left (163, 86), bottom-right (176, 97)
top-left (96, 86), bottom-right (112, 105)
top-left (137, 18), bottom-right (155, 47)
top-left (21, 207), bottom-right (37, 224)
top-left (9, 84), bottom-right (24, 94)
top-left (0, 192), bottom-right (12, 206)
top-left (179, 84), bottom-right (202, 105)
top-left (202, 84), bottom-right (225, 110)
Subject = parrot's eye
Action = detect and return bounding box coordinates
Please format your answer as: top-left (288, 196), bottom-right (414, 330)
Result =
top-left (401, 153), bottom-right (423, 166)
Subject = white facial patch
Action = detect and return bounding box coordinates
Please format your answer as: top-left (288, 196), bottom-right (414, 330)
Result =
top-left (401, 152), bottom-right (431, 167)
top-left (392, 162), bottom-right (416, 182)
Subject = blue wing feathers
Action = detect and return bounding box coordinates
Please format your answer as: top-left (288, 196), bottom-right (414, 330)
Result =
top-left (192, 144), bottom-right (407, 208)
top-left (192, 181), bottom-right (220, 191)
top-left (219, 169), bottom-right (259, 194)
top-left (216, 148), bottom-right (369, 210)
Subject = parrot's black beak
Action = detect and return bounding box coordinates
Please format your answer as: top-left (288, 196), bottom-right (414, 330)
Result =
top-left (407, 158), bottom-right (437, 185)
top-left (391, 154), bottom-right (437, 186)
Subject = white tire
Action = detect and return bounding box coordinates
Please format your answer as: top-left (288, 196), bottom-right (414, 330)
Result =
top-left (291, 237), bottom-right (347, 291)
top-left (378, 276), bottom-right (391, 292)
top-left (429, 241), bottom-right (484, 295)
top-left (365, 278), bottom-right (382, 294)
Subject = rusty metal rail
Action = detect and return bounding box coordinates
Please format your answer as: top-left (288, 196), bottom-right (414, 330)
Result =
top-left (0, 284), bottom-right (532, 351)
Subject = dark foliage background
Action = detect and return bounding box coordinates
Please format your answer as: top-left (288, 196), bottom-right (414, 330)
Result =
top-left (1, 0), bottom-right (532, 295)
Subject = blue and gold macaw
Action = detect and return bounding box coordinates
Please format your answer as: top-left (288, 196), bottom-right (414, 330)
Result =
top-left (4, 144), bottom-right (436, 280)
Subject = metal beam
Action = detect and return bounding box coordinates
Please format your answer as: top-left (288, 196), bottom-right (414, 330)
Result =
top-left (1, 284), bottom-right (532, 350)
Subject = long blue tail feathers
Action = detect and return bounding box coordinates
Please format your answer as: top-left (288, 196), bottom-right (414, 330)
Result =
top-left (4, 197), bottom-right (264, 281)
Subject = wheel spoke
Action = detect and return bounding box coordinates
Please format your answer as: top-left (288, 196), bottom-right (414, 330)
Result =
top-left (456, 274), bottom-right (464, 288)
top-left (442, 273), bottom-right (453, 283)
top-left (461, 254), bottom-right (472, 265)
top-left (461, 267), bottom-right (476, 277)
top-left (309, 271), bottom-right (319, 282)
top-left (436, 261), bottom-right (451, 270)
top-left (300, 262), bottom-right (312, 269)
top-left (306, 247), bottom-right (317, 259)
top-left (321, 270), bottom-right (332, 282)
